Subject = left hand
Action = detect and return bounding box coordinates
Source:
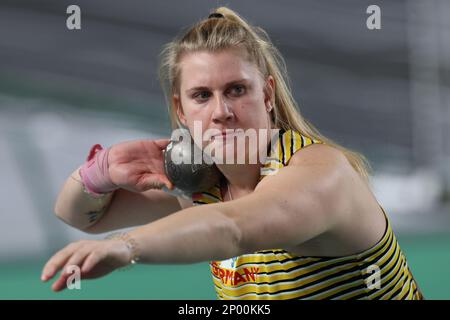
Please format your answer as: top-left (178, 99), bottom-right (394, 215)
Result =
top-left (41, 239), bottom-right (131, 292)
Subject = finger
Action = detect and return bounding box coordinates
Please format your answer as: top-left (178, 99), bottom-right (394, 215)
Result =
top-left (81, 250), bottom-right (103, 275)
top-left (160, 176), bottom-right (174, 190)
top-left (148, 175), bottom-right (173, 190)
top-left (63, 250), bottom-right (92, 275)
top-left (49, 251), bottom-right (90, 292)
top-left (42, 244), bottom-right (78, 281)
top-left (50, 249), bottom-right (90, 292)
top-left (51, 273), bottom-right (71, 292)
top-left (143, 180), bottom-right (165, 190)
top-left (154, 138), bottom-right (171, 150)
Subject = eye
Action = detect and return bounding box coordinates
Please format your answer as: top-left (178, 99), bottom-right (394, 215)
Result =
top-left (228, 84), bottom-right (246, 96)
top-left (193, 91), bottom-right (211, 102)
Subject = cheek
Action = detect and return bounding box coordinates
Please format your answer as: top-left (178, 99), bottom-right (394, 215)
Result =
top-left (241, 90), bottom-right (265, 110)
top-left (183, 110), bottom-right (210, 143)
top-left (236, 98), bottom-right (267, 124)
top-left (240, 93), bottom-right (259, 107)
top-left (185, 108), bottom-right (211, 130)
top-left (181, 100), bottom-right (208, 123)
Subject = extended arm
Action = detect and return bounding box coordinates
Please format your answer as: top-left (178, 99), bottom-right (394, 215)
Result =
top-left (128, 144), bottom-right (354, 263)
top-left (42, 145), bottom-right (356, 291)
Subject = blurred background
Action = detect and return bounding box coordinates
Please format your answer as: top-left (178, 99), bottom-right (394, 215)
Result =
top-left (0, 0), bottom-right (449, 299)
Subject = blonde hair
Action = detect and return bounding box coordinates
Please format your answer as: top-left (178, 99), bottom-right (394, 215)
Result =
top-left (158, 7), bottom-right (372, 181)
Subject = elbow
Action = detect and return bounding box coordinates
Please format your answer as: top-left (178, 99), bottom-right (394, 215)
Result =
top-left (53, 202), bottom-right (71, 226)
top-left (212, 211), bottom-right (243, 259)
top-left (53, 199), bottom-right (62, 218)
top-left (82, 228), bottom-right (101, 235)
top-left (53, 201), bottom-right (100, 234)
top-left (82, 223), bottom-right (107, 235)
top-left (53, 200), bottom-right (69, 225)
top-left (223, 214), bottom-right (244, 258)
top-left (229, 218), bottom-right (243, 257)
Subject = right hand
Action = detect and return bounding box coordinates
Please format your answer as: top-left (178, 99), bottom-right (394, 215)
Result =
top-left (107, 139), bottom-right (173, 192)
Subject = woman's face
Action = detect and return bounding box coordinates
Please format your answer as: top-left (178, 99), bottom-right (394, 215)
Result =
top-left (173, 48), bottom-right (275, 164)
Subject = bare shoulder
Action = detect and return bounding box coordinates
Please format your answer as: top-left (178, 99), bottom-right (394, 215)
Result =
top-left (287, 143), bottom-right (370, 203)
top-left (286, 143), bottom-right (358, 191)
top-left (286, 143), bottom-right (379, 224)
top-left (282, 144), bottom-right (386, 256)
top-left (257, 143), bottom-right (355, 195)
top-left (288, 143), bottom-right (350, 169)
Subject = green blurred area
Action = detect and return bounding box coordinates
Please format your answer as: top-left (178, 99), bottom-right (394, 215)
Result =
top-left (0, 261), bottom-right (216, 300)
top-left (396, 233), bottom-right (450, 299)
top-left (1, 233), bottom-right (449, 300)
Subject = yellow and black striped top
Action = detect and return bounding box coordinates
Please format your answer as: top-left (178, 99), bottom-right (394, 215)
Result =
top-left (192, 129), bottom-right (424, 300)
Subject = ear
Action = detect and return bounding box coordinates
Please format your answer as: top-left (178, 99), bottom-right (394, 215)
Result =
top-left (263, 75), bottom-right (275, 112)
top-left (173, 94), bottom-right (187, 127)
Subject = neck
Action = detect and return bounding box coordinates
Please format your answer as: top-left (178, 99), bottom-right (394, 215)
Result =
top-left (215, 125), bottom-right (279, 197)
top-left (217, 163), bottom-right (262, 197)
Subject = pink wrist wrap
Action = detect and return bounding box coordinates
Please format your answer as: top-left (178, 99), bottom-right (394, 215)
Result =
top-left (79, 144), bottom-right (118, 197)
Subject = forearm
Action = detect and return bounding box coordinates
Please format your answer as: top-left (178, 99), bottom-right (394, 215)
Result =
top-left (127, 202), bottom-right (241, 264)
top-left (83, 188), bottom-right (183, 234)
top-left (54, 166), bottom-right (114, 230)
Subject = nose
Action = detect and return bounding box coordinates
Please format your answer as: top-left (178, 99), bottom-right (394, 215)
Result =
top-left (211, 95), bottom-right (234, 124)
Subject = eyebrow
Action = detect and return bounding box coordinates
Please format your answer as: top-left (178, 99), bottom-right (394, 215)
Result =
top-left (185, 78), bottom-right (249, 94)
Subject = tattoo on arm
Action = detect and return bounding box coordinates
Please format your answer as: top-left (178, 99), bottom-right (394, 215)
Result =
top-left (85, 204), bottom-right (108, 224)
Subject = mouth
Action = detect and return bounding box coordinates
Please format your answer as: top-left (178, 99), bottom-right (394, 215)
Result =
top-left (211, 130), bottom-right (242, 141)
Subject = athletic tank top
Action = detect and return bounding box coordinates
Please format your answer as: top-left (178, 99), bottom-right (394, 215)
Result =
top-left (191, 129), bottom-right (424, 300)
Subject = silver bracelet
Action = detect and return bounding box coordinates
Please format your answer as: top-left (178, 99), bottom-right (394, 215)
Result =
top-left (104, 232), bottom-right (141, 271)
